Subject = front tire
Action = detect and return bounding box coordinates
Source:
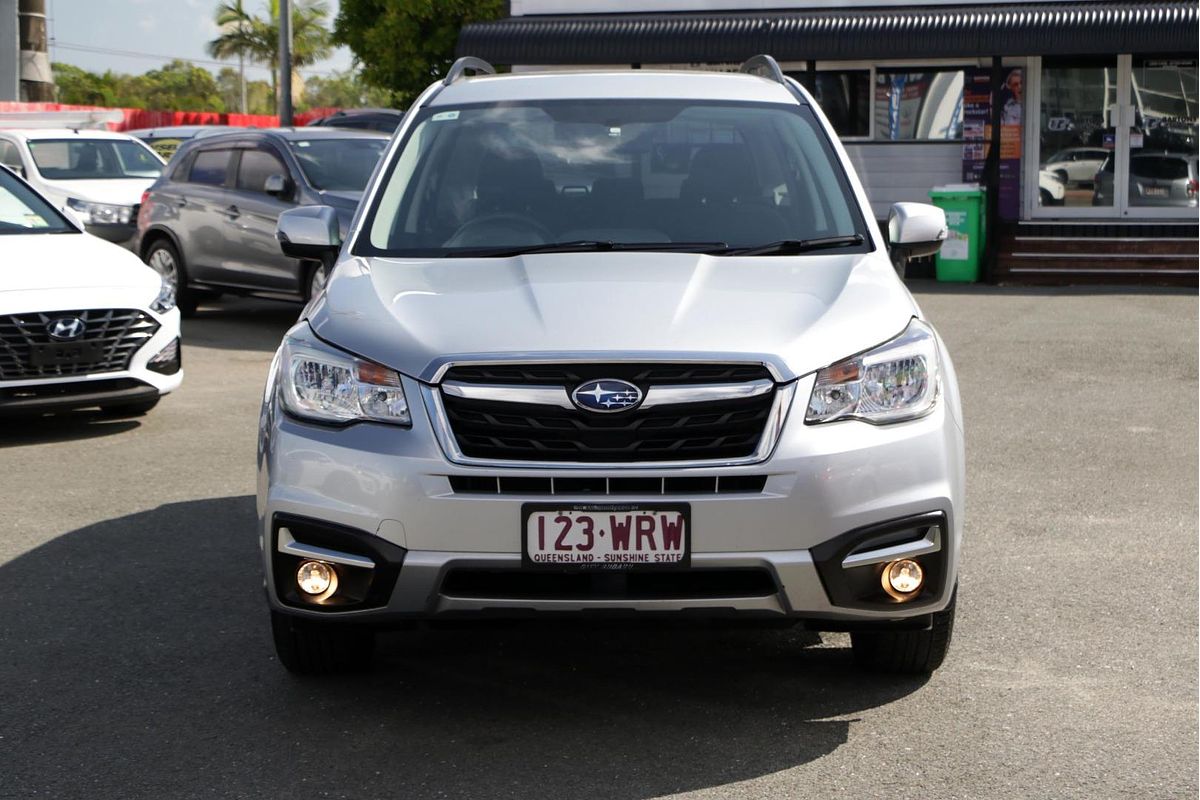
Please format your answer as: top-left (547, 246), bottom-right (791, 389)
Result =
top-left (270, 610), bottom-right (375, 675)
top-left (145, 239), bottom-right (199, 317)
top-left (850, 589), bottom-right (956, 675)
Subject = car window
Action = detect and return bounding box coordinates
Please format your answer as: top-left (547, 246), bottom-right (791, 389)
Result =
top-left (0, 140), bottom-right (21, 170)
top-left (236, 148), bottom-right (288, 193)
top-left (0, 167), bottom-right (75, 234)
top-left (188, 148), bottom-right (234, 186)
top-left (27, 138), bottom-right (163, 180)
top-left (1132, 155), bottom-right (1190, 180)
top-left (360, 99), bottom-right (869, 256)
top-left (287, 137), bottom-right (386, 192)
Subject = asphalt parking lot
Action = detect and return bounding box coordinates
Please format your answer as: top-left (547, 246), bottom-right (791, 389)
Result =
top-left (0, 284), bottom-right (1195, 799)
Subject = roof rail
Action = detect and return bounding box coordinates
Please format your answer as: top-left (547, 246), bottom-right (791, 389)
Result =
top-left (739, 55), bottom-right (786, 85)
top-left (444, 56), bottom-right (496, 86)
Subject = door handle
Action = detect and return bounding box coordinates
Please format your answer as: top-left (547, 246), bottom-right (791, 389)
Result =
top-left (223, 204), bottom-right (240, 219)
top-left (174, 197), bottom-right (188, 208)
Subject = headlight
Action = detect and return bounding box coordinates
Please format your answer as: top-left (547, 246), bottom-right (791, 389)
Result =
top-left (150, 275), bottom-right (176, 313)
top-left (806, 318), bottom-right (940, 425)
top-left (279, 334), bottom-right (410, 427)
top-left (66, 198), bottom-right (133, 225)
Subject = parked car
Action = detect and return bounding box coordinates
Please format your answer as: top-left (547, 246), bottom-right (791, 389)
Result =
top-left (125, 125), bottom-right (250, 160)
top-left (260, 57), bottom-right (964, 677)
top-left (1092, 151), bottom-right (1198, 207)
top-left (1038, 169), bottom-right (1066, 206)
top-left (0, 128), bottom-right (165, 245)
top-left (135, 128), bottom-right (388, 315)
top-left (1040, 147), bottom-right (1109, 187)
top-left (306, 108), bottom-right (403, 133)
top-left (0, 164), bottom-right (181, 416)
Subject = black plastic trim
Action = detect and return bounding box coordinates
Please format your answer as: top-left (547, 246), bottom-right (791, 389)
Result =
top-left (810, 511), bottom-right (949, 612)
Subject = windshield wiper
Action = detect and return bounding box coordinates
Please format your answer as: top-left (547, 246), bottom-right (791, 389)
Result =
top-left (719, 234), bottom-right (865, 257)
top-left (442, 240), bottom-right (730, 258)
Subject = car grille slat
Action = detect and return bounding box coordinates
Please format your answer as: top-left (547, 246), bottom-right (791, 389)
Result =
top-left (440, 362), bottom-right (777, 463)
top-left (0, 309), bottom-right (160, 381)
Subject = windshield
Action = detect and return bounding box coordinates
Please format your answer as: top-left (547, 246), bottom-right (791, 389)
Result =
top-left (357, 100), bottom-right (870, 257)
top-left (288, 137), bottom-right (387, 193)
top-left (27, 138), bottom-right (164, 180)
top-left (0, 168), bottom-right (76, 234)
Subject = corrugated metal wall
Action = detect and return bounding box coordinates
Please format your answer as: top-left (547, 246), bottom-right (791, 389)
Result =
top-left (844, 143), bottom-right (965, 219)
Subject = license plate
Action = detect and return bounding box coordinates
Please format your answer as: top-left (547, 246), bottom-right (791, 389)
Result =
top-left (29, 341), bottom-right (105, 367)
top-left (523, 503), bottom-right (690, 569)
top-left (1144, 186), bottom-right (1169, 197)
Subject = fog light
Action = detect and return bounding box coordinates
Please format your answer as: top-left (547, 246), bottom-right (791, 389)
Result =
top-left (296, 560), bottom-right (338, 600)
top-left (881, 559), bottom-right (924, 601)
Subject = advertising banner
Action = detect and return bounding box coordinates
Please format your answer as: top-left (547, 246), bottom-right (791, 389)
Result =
top-left (962, 67), bottom-right (1023, 220)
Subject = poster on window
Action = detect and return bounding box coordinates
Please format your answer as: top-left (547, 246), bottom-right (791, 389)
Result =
top-left (962, 67), bottom-right (1023, 220)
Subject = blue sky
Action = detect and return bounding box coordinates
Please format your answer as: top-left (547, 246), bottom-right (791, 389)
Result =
top-left (47, 0), bottom-right (355, 80)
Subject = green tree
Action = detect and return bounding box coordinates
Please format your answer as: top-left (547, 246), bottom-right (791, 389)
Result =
top-left (53, 62), bottom-right (118, 106)
top-left (333, 0), bottom-right (505, 107)
top-left (301, 69), bottom-right (391, 109)
top-left (206, 0), bottom-right (333, 108)
top-left (133, 60), bottom-right (227, 112)
top-left (208, 0), bottom-right (255, 113)
top-left (217, 66), bottom-right (274, 114)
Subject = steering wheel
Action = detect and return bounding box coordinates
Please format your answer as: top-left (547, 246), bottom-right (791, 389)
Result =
top-left (444, 212), bottom-right (554, 248)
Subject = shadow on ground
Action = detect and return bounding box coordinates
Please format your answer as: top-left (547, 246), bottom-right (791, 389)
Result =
top-left (0, 410), bottom-right (142, 447)
top-left (0, 497), bottom-right (925, 799)
top-left (182, 296), bottom-right (303, 353)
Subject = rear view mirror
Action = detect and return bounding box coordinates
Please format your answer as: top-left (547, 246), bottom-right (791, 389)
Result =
top-left (887, 202), bottom-right (947, 275)
top-left (265, 173), bottom-right (292, 198)
top-left (277, 205), bottom-right (341, 260)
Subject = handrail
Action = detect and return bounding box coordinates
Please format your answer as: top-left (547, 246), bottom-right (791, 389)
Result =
top-left (444, 56), bottom-right (496, 86)
top-left (739, 54), bottom-right (786, 85)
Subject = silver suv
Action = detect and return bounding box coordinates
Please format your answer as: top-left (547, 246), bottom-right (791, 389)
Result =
top-left (260, 56), bottom-right (963, 676)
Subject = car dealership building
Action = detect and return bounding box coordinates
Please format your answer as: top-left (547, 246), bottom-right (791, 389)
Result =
top-left (460, 0), bottom-right (1198, 284)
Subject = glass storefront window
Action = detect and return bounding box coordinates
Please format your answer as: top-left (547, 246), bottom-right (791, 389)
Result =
top-left (874, 70), bottom-right (964, 141)
top-left (1128, 57), bottom-right (1198, 208)
top-left (792, 71), bottom-right (870, 138)
top-left (1038, 58), bottom-right (1118, 207)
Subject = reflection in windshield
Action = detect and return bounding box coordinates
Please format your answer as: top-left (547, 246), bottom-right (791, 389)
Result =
top-left (27, 139), bottom-right (164, 181)
top-left (0, 169), bottom-right (75, 234)
top-left (289, 138), bottom-right (386, 193)
top-left (361, 100), bottom-right (869, 257)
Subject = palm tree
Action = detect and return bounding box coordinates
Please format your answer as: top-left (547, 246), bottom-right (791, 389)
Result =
top-left (207, 0), bottom-right (256, 113)
top-left (207, 0), bottom-right (332, 110)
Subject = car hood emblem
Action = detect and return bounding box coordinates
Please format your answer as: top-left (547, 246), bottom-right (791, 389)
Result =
top-left (47, 316), bottom-right (86, 341)
top-left (572, 379), bottom-right (643, 413)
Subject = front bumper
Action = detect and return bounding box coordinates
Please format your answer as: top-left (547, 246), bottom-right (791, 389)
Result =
top-left (260, 364), bottom-right (966, 625)
top-left (0, 306), bottom-right (182, 414)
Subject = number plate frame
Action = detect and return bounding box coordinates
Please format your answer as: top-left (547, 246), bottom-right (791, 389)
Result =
top-left (29, 341), bottom-right (106, 367)
top-left (521, 502), bottom-right (692, 571)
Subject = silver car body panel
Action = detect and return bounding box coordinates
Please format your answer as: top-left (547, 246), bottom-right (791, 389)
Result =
top-left (259, 68), bottom-right (964, 623)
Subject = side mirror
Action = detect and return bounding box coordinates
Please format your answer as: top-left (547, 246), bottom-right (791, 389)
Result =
top-left (277, 205), bottom-right (341, 260)
top-left (887, 202), bottom-right (947, 274)
top-left (264, 173), bottom-right (292, 198)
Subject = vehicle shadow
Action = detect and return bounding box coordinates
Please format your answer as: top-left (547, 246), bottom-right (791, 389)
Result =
top-left (183, 296), bottom-right (302, 353)
top-left (0, 410), bottom-right (141, 448)
top-left (0, 496), bottom-right (926, 799)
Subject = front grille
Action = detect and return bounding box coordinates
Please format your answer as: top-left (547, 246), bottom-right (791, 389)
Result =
top-left (439, 363), bottom-right (777, 463)
top-left (440, 567), bottom-right (778, 600)
top-left (448, 474), bottom-right (768, 495)
top-left (0, 309), bottom-right (159, 380)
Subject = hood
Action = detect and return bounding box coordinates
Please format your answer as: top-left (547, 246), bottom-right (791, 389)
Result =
top-left (319, 190), bottom-right (363, 210)
top-left (37, 177), bottom-right (156, 206)
top-left (310, 251), bottom-right (918, 383)
top-left (0, 231), bottom-right (159, 297)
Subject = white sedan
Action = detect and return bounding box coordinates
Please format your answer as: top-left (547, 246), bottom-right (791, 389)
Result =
top-left (0, 165), bottom-right (181, 416)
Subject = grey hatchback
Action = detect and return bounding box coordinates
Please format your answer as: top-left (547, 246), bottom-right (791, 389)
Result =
top-left (135, 128), bottom-right (387, 314)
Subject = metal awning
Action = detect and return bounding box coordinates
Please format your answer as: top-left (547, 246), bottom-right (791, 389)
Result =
top-left (458, 2), bottom-right (1198, 64)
